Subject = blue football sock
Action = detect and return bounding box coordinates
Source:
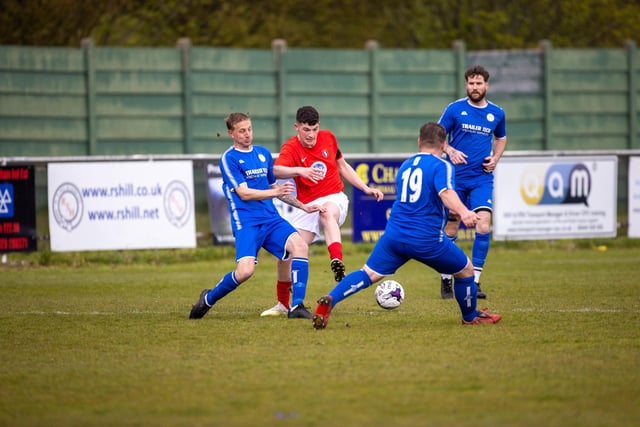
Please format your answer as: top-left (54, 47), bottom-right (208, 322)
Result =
top-left (441, 235), bottom-right (458, 280)
top-left (290, 257), bottom-right (309, 307)
top-left (472, 232), bottom-right (491, 269)
top-left (329, 270), bottom-right (372, 307)
top-left (454, 276), bottom-right (478, 321)
top-left (206, 272), bottom-right (239, 306)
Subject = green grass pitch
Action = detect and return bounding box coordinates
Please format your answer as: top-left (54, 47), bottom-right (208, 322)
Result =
top-left (1, 239), bottom-right (639, 427)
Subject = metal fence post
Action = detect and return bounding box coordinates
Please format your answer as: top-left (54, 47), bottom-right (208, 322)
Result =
top-left (272, 39), bottom-right (287, 145)
top-left (453, 40), bottom-right (466, 99)
top-left (626, 40), bottom-right (638, 150)
top-left (366, 40), bottom-right (379, 153)
top-left (81, 38), bottom-right (96, 155)
top-left (177, 38), bottom-right (193, 154)
top-left (540, 39), bottom-right (552, 151)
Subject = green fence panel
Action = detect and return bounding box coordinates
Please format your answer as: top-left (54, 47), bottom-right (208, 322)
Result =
top-left (281, 49), bottom-right (372, 150)
top-left (96, 117), bottom-right (182, 139)
top-left (372, 49), bottom-right (459, 152)
top-left (191, 72), bottom-right (276, 95)
top-left (1, 117), bottom-right (86, 141)
top-left (88, 47), bottom-right (185, 155)
top-left (93, 47), bottom-right (182, 71)
top-left (1, 41), bottom-right (638, 157)
top-left (189, 47), bottom-right (279, 152)
top-left (551, 49), bottom-right (629, 70)
top-left (191, 47), bottom-right (276, 72)
top-left (1, 94), bottom-right (85, 117)
top-left (0, 139), bottom-right (88, 157)
top-left (630, 41), bottom-right (639, 149)
top-left (0, 71), bottom-right (86, 94)
top-left (95, 94), bottom-right (183, 116)
top-left (95, 71), bottom-right (183, 94)
top-left (0, 46), bottom-right (84, 71)
top-left (547, 45), bottom-right (637, 151)
top-left (0, 46), bottom-right (87, 156)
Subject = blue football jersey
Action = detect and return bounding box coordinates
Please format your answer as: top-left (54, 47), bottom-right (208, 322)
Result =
top-left (438, 98), bottom-right (506, 181)
top-left (220, 145), bottom-right (280, 233)
top-left (384, 153), bottom-right (455, 245)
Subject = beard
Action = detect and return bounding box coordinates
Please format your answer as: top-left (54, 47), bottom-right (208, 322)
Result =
top-left (467, 89), bottom-right (486, 103)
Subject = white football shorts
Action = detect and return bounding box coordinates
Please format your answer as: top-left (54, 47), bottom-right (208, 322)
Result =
top-left (287, 192), bottom-right (349, 242)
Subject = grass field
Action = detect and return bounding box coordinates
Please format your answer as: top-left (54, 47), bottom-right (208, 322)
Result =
top-left (1, 239), bottom-right (639, 427)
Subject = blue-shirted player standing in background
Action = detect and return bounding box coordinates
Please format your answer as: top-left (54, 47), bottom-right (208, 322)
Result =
top-left (312, 122), bottom-right (502, 329)
top-left (437, 65), bottom-right (507, 300)
top-left (190, 112), bottom-right (324, 320)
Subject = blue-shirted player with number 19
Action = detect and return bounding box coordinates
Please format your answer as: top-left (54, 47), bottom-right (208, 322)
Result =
top-left (312, 122), bottom-right (502, 329)
top-left (437, 65), bottom-right (507, 300)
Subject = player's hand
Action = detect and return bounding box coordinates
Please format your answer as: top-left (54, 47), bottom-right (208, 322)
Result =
top-left (274, 181), bottom-right (295, 196)
top-left (366, 187), bottom-right (384, 202)
top-left (482, 156), bottom-right (496, 173)
top-left (448, 148), bottom-right (468, 165)
top-left (302, 203), bottom-right (327, 213)
top-left (460, 210), bottom-right (479, 228)
top-left (299, 167), bottom-right (324, 183)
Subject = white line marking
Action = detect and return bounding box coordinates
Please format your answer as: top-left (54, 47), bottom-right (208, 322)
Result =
top-left (511, 308), bottom-right (626, 313)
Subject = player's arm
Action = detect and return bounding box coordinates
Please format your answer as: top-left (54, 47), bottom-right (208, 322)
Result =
top-left (439, 189), bottom-right (478, 228)
top-left (234, 181), bottom-right (294, 201)
top-left (273, 165), bottom-right (323, 183)
top-left (438, 109), bottom-right (467, 165)
top-left (483, 136), bottom-right (507, 173)
top-left (443, 143), bottom-right (468, 165)
top-left (337, 157), bottom-right (384, 201)
top-left (277, 193), bottom-right (326, 214)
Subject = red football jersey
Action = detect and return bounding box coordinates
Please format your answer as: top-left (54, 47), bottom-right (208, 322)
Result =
top-left (275, 129), bottom-right (344, 204)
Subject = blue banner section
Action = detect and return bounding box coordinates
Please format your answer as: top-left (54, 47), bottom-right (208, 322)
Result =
top-left (352, 160), bottom-right (403, 243)
top-left (0, 165), bottom-right (36, 252)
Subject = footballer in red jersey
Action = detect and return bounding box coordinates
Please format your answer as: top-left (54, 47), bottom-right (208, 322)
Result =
top-left (260, 106), bottom-right (384, 317)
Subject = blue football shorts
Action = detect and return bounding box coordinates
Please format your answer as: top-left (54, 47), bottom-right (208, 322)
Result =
top-left (364, 232), bottom-right (470, 276)
top-left (456, 175), bottom-right (494, 212)
top-left (234, 218), bottom-right (298, 263)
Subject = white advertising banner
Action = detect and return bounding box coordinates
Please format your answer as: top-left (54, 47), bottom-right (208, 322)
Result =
top-left (493, 156), bottom-right (617, 240)
top-left (629, 157), bottom-right (640, 238)
top-left (48, 161), bottom-right (196, 251)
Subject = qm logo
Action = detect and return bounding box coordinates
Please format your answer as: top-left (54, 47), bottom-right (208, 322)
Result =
top-left (520, 163), bottom-right (591, 206)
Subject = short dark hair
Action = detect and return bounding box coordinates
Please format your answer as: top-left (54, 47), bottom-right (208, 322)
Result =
top-left (296, 106), bottom-right (320, 125)
top-left (225, 112), bottom-right (250, 130)
top-left (465, 65), bottom-right (490, 82)
top-left (419, 122), bottom-right (446, 147)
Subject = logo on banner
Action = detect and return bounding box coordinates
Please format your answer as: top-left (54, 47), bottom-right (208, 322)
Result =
top-left (352, 160), bottom-right (402, 243)
top-left (164, 180), bottom-right (192, 228)
top-left (52, 182), bottom-right (84, 231)
top-left (520, 163), bottom-right (591, 206)
top-left (0, 184), bottom-right (14, 217)
top-left (355, 162), bottom-right (398, 194)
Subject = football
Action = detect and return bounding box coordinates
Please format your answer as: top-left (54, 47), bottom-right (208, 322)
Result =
top-left (374, 280), bottom-right (405, 310)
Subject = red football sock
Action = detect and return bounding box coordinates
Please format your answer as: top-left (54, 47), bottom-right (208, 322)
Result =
top-left (276, 280), bottom-right (291, 308)
top-left (328, 242), bottom-right (343, 261)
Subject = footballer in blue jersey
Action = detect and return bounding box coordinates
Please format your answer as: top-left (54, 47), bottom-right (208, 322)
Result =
top-left (437, 65), bottom-right (508, 300)
top-left (220, 144), bottom-right (281, 233)
top-left (311, 122), bottom-right (502, 329)
top-left (189, 112), bottom-right (325, 320)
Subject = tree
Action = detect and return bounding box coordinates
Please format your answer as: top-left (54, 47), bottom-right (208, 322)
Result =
top-left (0, 0), bottom-right (638, 48)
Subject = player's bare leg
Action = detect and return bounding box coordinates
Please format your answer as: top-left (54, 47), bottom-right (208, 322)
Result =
top-left (320, 203), bottom-right (345, 281)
